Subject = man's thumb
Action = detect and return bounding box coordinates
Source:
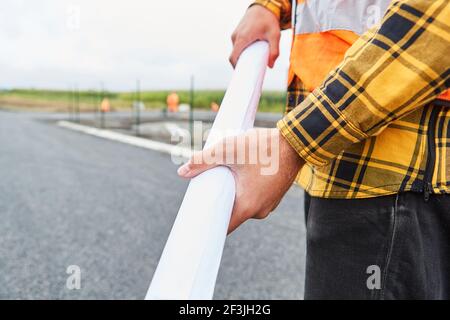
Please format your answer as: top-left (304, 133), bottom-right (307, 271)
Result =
top-left (267, 31), bottom-right (280, 68)
top-left (177, 152), bottom-right (218, 178)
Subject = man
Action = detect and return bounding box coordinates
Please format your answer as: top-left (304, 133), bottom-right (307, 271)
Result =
top-left (178, 0), bottom-right (450, 299)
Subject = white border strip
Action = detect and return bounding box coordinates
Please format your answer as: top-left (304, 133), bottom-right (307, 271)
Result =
top-left (57, 120), bottom-right (193, 159)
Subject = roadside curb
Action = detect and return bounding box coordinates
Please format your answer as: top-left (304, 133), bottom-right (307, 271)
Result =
top-left (57, 121), bottom-right (193, 159)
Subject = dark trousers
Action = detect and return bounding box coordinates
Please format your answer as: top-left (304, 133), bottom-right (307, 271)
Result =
top-left (304, 192), bottom-right (450, 299)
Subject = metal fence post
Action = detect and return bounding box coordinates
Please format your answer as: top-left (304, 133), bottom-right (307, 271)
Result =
top-left (100, 83), bottom-right (105, 129)
top-left (75, 85), bottom-right (80, 123)
top-left (135, 79), bottom-right (140, 136)
top-left (68, 85), bottom-right (73, 121)
top-left (189, 75), bottom-right (194, 149)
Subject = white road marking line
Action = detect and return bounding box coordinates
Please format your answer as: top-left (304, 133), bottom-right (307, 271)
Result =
top-left (57, 120), bottom-right (193, 158)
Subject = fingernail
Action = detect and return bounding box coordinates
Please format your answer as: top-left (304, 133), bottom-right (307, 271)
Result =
top-left (177, 163), bottom-right (189, 176)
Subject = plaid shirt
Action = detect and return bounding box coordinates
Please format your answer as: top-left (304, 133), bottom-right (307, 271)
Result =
top-left (255, 0), bottom-right (450, 199)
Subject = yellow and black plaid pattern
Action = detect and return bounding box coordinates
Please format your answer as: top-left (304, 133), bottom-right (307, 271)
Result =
top-left (272, 0), bottom-right (450, 198)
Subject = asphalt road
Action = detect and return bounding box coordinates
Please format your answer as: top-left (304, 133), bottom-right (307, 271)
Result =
top-left (0, 110), bottom-right (306, 299)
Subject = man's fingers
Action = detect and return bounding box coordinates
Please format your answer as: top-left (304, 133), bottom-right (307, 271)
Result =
top-left (177, 152), bottom-right (216, 178)
top-left (227, 192), bottom-right (252, 234)
top-left (229, 42), bottom-right (244, 68)
top-left (227, 218), bottom-right (240, 234)
top-left (177, 160), bottom-right (216, 178)
top-left (267, 31), bottom-right (280, 68)
top-left (231, 35), bottom-right (279, 68)
top-left (227, 206), bottom-right (245, 234)
top-left (229, 38), bottom-right (251, 68)
top-left (231, 31), bottom-right (237, 45)
top-left (177, 139), bottom-right (229, 179)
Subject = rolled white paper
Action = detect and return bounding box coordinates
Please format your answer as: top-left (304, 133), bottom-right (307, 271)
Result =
top-left (145, 41), bottom-right (269, 300)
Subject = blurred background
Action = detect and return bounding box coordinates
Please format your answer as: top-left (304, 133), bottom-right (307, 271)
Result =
top-left (0, 0), bottom-right (305, 299)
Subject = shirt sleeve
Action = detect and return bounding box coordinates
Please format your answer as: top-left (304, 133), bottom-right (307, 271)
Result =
top-left (252, 0), bottom-right (292, 30)
top-left (278, 0), bottom-right (450, 167)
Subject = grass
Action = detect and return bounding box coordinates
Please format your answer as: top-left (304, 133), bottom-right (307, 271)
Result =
top-left (0, 88), bottom-right (287, 113)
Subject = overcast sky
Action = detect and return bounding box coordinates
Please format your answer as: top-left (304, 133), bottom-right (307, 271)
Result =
top-left (0, 0), bottom-right (292, 91)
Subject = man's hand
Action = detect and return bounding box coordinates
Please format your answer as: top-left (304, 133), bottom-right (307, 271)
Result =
top-left (230, 5), bottom-right (281, 68)
top-left (177, 128), bottom-right (304, 234)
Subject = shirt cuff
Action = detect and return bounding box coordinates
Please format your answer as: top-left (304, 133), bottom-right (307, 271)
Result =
top-left (251, 0), bottom-right (291, 29)
top-left (277, 89), bottom-right (369, 167)
top-left (251, 0), bottom-right (281, 20)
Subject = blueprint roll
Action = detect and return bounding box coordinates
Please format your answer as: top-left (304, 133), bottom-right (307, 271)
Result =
top-left (145, 41), bottom-right (269, 300)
